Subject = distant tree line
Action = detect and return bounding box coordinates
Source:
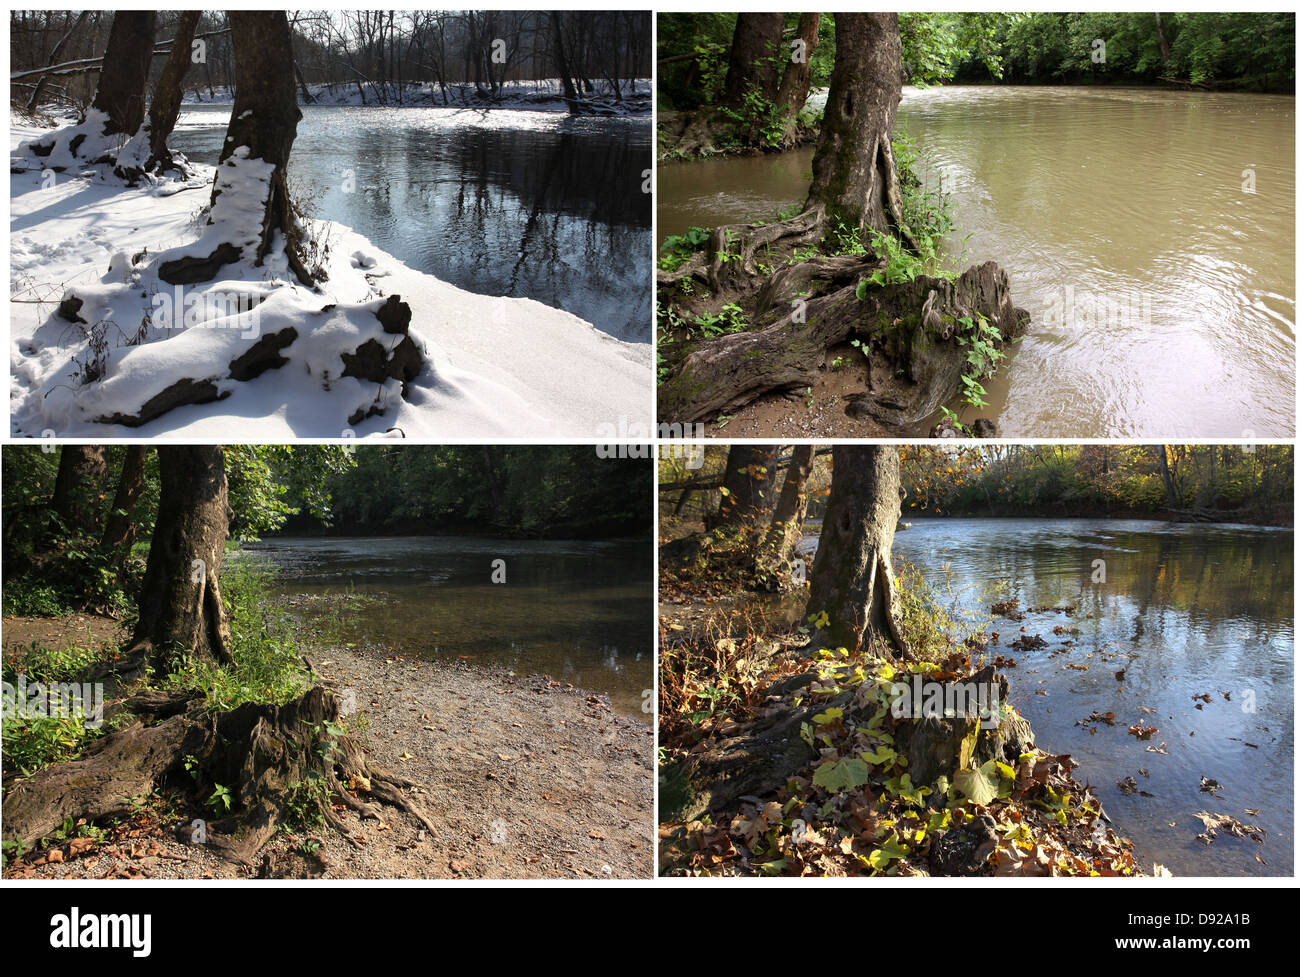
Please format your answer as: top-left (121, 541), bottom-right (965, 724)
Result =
top-left (660, 444), bottom-right (1293, 535)
top-left (11, 10), bottom-right (652, 112)
top-left (656, 11), bottom-right (1294, 111)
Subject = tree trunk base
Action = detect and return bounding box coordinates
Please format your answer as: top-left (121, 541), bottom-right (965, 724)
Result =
top-left (659, 241), bottom-right (1028, 427)
top-left (2, 685), bottom-right (437, 866)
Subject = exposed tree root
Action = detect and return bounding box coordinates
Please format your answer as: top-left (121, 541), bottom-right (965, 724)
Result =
top-left (659, 256), bottom-right (1027, 427)
top-left (2, 685), bottom-right (436, 866)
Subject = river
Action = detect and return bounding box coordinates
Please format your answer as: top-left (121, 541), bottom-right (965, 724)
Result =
top-left (657, 86), bottom-right (1296, 437)
top-left (788, 517), bottom-right (1293, 876)
top-left (174, 104), bottom-right (652, 341)
top-left (237, 535), bottom-right (653, 718)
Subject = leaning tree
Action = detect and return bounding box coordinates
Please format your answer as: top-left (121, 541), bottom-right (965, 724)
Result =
top-left (657, 13), bottom-right (1027, 432)
top-left (2, 445), bottom-right (437, 864)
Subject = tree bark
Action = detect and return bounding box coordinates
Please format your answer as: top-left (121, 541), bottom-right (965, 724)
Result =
top-left (754, 444), bottom-right (815, 577)
top-left (805, 12), bottom-right (913, 248)
top-left (129, 445), bottom-right (234, 675)
top-left (90, 11), bottom-right (156, 136)
top-left (51, 446), bottom-right (107, 538)
top-left (706, 445), bottom-right (779, 531)
top-left (159, 12), bottom-right (310, 285)
top-left (145, 10), bottom-right (201, 170)
top-left (806, 445), bottom-right (911, 656)
top-left (722, 13), bottom-right (784, 106)
top-left (773, 13), bottom-right (820, 144)
top-left (100, 445), bottom-right (148, 554)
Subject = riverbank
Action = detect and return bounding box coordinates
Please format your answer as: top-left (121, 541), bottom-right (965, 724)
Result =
top-left (184, 78), bottom-right (652, 115)
top-left (657, 570), bottom-right (1150, 877)
top-left (2, 613), bottom-right (653, 879)
top-left (10, 120), bottom-right (650, 439)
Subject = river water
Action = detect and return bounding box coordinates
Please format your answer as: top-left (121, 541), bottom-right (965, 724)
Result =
top-left (657, 86), bottom-right (1296, 436)
top-left (238, 535), bottom-right (653, 717)
top-left (174, 104), bottom-right (652, 341)
top-left (791, 517), bottom-right (1293, 876)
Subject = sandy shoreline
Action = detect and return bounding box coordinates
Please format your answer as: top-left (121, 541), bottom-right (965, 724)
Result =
top-left (2, 618), bottom-right (654, 880)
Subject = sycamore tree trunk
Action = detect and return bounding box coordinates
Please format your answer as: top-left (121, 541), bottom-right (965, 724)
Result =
top-left (129, 445), bottom-right (234, 676)
top-left (805, 12), bottom-right (913, 248)
top-left (90, 12), bottom-right (156, 137)
top-left (773, 13), bottom-right (820, 145)
top-left (753, 444), bottom-right (815, 581)
top-left (159, 11), bottom-right (311, 285)
top-left (145, 10), bottom-right (201, 171)
top-left (805, 444), bottom-right (911, 657)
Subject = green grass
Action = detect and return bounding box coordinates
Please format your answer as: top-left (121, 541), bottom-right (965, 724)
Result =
top-left (164, 557), bottom-right (311, 711)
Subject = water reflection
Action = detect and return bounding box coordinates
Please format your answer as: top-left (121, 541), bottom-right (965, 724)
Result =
top-left (237, 535), bottom-right (653, 717)
top-left (796, 518), bottom-right (1293, 876)
top-left (174, 106), bottom-right (652, 340)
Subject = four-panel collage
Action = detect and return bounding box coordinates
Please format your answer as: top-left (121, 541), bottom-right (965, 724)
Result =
top-left (1, 4), bottom-right (1296, 916)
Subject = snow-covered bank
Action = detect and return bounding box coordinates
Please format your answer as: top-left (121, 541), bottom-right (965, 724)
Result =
top-left (182, 78), bottom-right (651, 115)
top-left (10, 124), bottom-right (651, 439)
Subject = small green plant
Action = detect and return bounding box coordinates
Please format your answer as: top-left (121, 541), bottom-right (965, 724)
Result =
top-left (284, 773), bottom-right (332, 830)
top-left (658, 226), bottom-right (710, 272)
top-left (206, 783), bottom-right (233, 813)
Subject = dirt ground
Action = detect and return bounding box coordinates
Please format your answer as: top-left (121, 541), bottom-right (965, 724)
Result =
top-left (1, 612), bottom-right (126, 657)
top-left (3, 619), bottom-right (654, 880)
top-left (687, 342), bottom-right (897, 438)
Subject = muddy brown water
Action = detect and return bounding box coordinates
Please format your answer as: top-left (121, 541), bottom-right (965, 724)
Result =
top-left (657, 86), bottom-right (1296, 437)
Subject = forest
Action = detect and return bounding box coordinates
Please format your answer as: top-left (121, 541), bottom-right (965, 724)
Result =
top-left (13, 10), bottom-right (651, 111)
top-left (657, 12), bottom-right (1296, 115)
top-left (1, 444), bottom-right (653, 879)
top-left (658, 443), bottom-right (1292, 877)
top-left (662, 444), bottom-right (1294, 534)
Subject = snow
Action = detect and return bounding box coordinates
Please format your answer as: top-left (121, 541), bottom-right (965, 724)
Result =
top-left (183, 79), bottom-right (652, 116)
top-left (10, 122), bottom-right (651, 439)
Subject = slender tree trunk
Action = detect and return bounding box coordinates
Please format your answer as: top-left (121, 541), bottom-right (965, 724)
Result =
top-left (25, 10), bottom-right (90, 113)
top-left (1154, 13), bottom-right (1172, 64)
top-left (144, 10), bottom-right (200, 170)
top-left (100, 445), bottom-right (148, 553)
top-left (805, 12), bottom-right (913, 248)
top-left (754, 444), bottom-right (815, 577)
top-left (707, 445), bottom-right (779, 531)
top-left (51, 446), bottom-right (107, 538)
top-left (88, 11), bottom-right (155, 137)
top-left (130, 446), bottom-right (234, 675)
top-left (806, 445), bottom-right (911, 656)
top-left (773, 13), bottom-right (820, 143)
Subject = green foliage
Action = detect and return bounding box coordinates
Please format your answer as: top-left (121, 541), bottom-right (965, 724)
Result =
top-left (657, 226), bottom-right (710, 272)
top-left (284, 773), bottom-right (333, 830)
top-left (2, 580), bottom-right (70, 618)
top-left (165, 558), bottom-right (309, 710)
top-left (1, 713), bottom-right (99, 776)
top-left (997, 12), bottom-right (1294, 89)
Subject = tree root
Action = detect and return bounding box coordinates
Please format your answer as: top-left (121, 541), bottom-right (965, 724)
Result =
top-left (2, 684), bottom-right (438, 867)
